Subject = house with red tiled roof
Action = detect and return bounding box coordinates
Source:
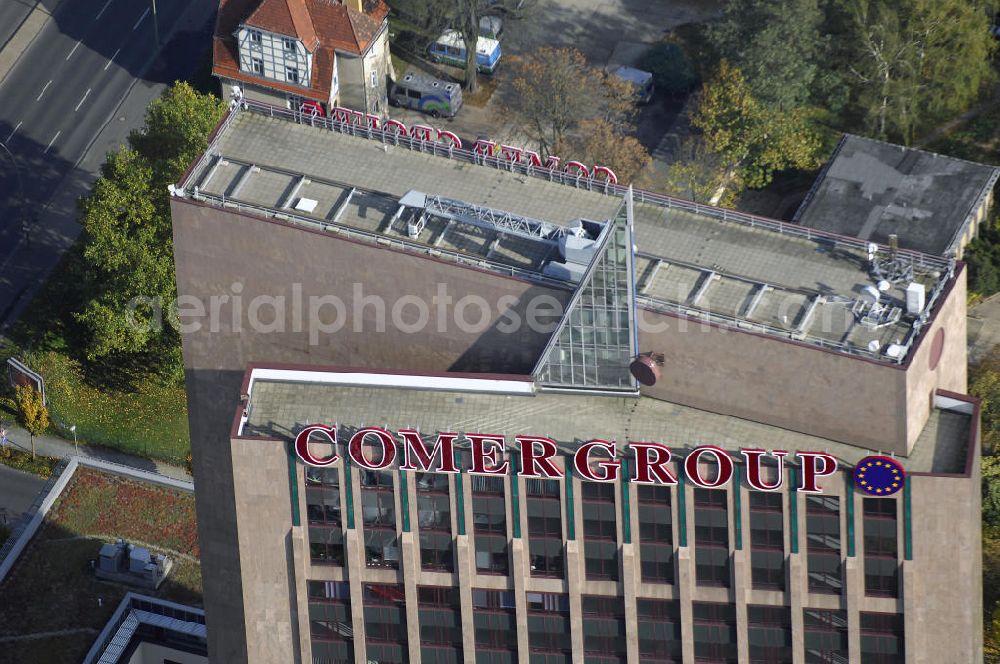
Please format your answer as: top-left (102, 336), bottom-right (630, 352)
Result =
top-left (213, 0), bottom-right (391, 117)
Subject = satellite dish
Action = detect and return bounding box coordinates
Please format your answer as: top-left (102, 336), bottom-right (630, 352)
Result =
top-left (867, 340), bottom-right (880, 352)
top-left (877, 280), bottom-right (891, 292)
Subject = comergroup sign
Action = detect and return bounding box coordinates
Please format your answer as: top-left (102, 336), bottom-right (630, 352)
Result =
top-left (293, 425), bottom-right (906, 496)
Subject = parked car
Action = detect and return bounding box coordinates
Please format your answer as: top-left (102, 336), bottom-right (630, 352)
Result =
top-left (612, 66), bottom-right (655, 104)
top-left (389, 72), bottom-right (463, 118)
top-left (428, 30), bottom-right (502, 74)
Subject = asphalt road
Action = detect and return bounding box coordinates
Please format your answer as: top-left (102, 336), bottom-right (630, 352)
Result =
top-left (0, 463), bottom-right (45, 525)
top-left (0, 0), bottom-right (215, 330)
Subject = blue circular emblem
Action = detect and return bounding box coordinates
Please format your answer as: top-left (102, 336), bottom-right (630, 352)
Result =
top-left (854, 455), bottom-right (905, 496)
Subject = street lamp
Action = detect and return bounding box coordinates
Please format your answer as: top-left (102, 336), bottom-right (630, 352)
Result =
top-left (151, 0), bottom-right (160, 47)
top-left (70, 424), bottom-right (78, 454)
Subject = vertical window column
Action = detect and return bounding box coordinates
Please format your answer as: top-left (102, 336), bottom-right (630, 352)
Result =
top-left (748, 491), bottom-right (785, 590)
top-left (472, 589), bottom-right (518, 664)
top-left (306, 467), bottom-right (344, 565)
top-left (860, 612), bottom-right (904, 664)
top-left (694, 488), bottom-right (730, 587)
top-left (308, 580), bottom-right (354, 662)
top-left (747, 605), bottom-right (792, 664)
top-left (862, 499), bottom-right (898, 597)
top-left (472, 475), bottom-right (509, 575)
top-left (692, 602), bottom-right (737, 663)
top-left (363, 584), bottom-right (408, 663)
top-left (526, 478), bottom-right (564, 578)
top-left (636, 599), bottom-right (681, 663)
top-left (417, 587), bottom-right (463, 663)
top-left (806, 495), bottom-right (842, 594)
top-left (803, 608), bottom-right (848, 663)
top-left (526, 592), bottom-right (571, 664)
top-left (581, 595), bottom-right (627, 664)
top-left (582, 482), bottom-right (619, 580)
top-left (361, 470), bottom-right (398, 569)
top-left (416, 473), bottom-right (453, 571)
top-left (637, 484), bottom-right (673, 583)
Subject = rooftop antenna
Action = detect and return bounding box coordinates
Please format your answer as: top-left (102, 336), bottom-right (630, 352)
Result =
top-left (888, 234), bottom-right (899, 260)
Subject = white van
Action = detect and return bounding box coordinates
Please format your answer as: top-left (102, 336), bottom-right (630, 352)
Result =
top-left (428, 30), bottom-right (502, 74)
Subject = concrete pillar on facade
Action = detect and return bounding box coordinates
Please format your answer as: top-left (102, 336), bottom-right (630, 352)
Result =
top-left (345, 527), bottom-right (368, 664)
top-left (902, 561), bottom-right (918, 664)
top-left (456, 534), bottom-right (477, 664)
top-left (291, 526), bottom-right (311, 663)
top-left (734, 546), bottom-right (749, 663)
top-left (677, 546), bottom-right (695, 663)
top-left (789, 552), bottom-right (806, 664)
top-left (845, 555), bottom-right (862, 662)
top-left (621, 543), bottom-right (639, 664)
top-left (400, 531), bottom-right (421, 663)
top-left (566, 538), bottom-right (585, 664)
top-left (511, 537), bottom-right (530, 664)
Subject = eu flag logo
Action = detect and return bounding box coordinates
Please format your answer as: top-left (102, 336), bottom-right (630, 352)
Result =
top-left (854, 456), bottom-right (905, 496)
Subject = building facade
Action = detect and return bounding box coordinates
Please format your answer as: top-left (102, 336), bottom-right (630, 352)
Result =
top-left (170, 101), bottom-right (984, 663)
top-left (213, 0), bottom-right (391, 116)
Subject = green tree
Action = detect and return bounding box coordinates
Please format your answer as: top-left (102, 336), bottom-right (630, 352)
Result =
top-left (848, 0), bottom-right (995, 144)
top-left (707, 0), bottom-right (825, 111)
top-left (505, 47), bottom-right (638, 158)
top-left (638, 42), bottom-right (698, 98)
top-left (663, 136), bottom-right (740, 207)
top-left (560, 118), bottom-right (651, 185)
top-left (691, 61), bottom-right (822, 193)
top-left (75, 82), bottom-right (225, 376)
top-left (972, 345), bottom-right (1000, 453)
top-left (967, 227), bottom-right (1000, 297)
top-left (15, 385), bottom-right (48, 460)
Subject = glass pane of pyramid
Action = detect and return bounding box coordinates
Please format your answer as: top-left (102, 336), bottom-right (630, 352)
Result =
top-left (533, 191), bottom-right (638, 391)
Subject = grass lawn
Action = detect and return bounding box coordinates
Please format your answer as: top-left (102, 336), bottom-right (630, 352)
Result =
top-left (0, 467), bottom-right (200, 664)
top-left (1, 242), bottom-right (190, 465)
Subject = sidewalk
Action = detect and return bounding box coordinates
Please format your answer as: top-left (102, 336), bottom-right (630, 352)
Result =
top-left (0, 424), bottom-right (192, 483)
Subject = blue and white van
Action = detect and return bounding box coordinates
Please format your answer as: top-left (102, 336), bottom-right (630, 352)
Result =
top-left (389, 72), bottom-right (463, 118)
top-left (428, 30), bottom-right (502, 74)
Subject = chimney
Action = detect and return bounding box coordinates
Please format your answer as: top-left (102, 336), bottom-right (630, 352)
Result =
top-left (345, 0), bottom-right (364, 12)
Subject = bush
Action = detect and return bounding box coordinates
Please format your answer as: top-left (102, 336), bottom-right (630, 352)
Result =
top-left (968, 227), bottom-right (1000, 297)
top-left (639, 42), bottom-right (698, 97)
top-left (0, 446), bottom-right (59, 478)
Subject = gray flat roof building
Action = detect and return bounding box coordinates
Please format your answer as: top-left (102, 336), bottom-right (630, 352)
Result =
top-left (170, 100), bottom-right (983, 664)
top-left (794, 134), bottom-right (1000, 258)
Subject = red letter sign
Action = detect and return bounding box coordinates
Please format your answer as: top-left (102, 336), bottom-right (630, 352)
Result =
top-left (468, 433), bottom-right (509, 475)
top-left (348, 427), bottom-right (397, 469)
top-left (294, 424), bottom-right (338, 467)
top-left (573, 440), bottom-right (620, 482)
top-left (684, 445), bottom-right (734, 488)
top-left (518, 436), bottom-right (563, 479)
top-left (398, 430), bottom-right (459, 473)
top-left (797, 452), bottom-right (839, 493)
top-left (741, 449), bottom-right (788, 491)
top-left (630, 442), bottom-right (678, 485)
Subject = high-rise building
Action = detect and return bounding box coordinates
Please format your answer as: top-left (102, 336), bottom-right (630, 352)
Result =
top-left (170, 98), bottom-right (981, 663)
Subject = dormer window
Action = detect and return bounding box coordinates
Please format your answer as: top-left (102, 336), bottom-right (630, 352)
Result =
top-left (283, 38), bottom-right (297, 53)
top-left (286, 67), bottom-right (300, 84)
top-left (248, 29), bottom-right (262, 45)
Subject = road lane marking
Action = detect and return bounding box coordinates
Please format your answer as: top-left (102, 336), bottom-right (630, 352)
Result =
top-left (95, 0), bottom-right (114, 20)
top-left (74, 89), bottom-right (91, 112)
top-left (132, 7), bottom-right (149, 31)
top-left (36, 80), bottom-right (52, 102)
top-left (44, 130), bottom-right (60, 154)
top-left (3, 122), bottom-right (21, 145)
top-left (104, 48), bottom-right (121, 71)
top-left (65, 40), bottom-right (81, 61)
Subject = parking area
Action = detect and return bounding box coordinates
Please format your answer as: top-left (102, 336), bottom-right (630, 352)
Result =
top-left (388, 0), bottom-right (723, 154)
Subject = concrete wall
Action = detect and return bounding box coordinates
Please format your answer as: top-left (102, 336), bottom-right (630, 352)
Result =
top-left (903, 267), bottom-right (968, 451)
top-left (635, 307), bottom-right (909, 453)
top-left (903, 451), bottom-right (982, 660)
top-left (171, 197), bottom-right (569, 662)
top-left (127, 642), bottom-right (208, 664)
